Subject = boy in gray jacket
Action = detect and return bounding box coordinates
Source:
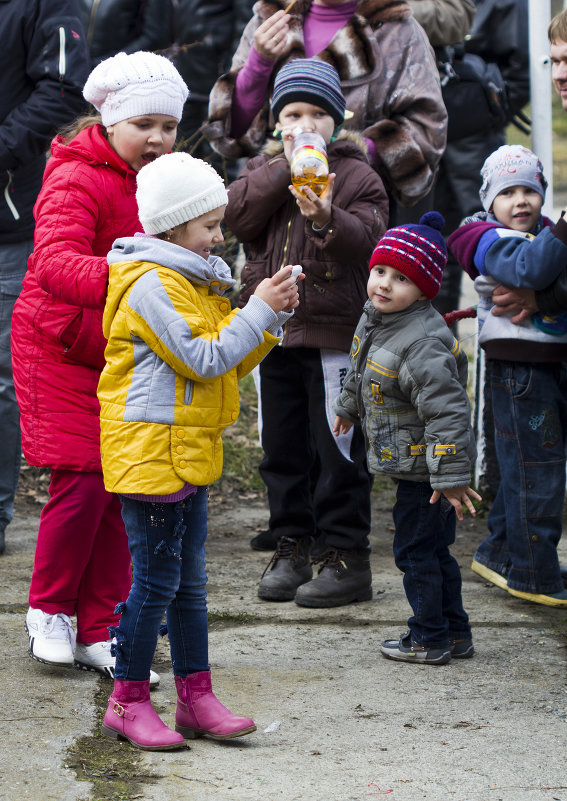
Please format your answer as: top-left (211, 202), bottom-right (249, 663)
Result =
top-left (334, 212), bottom-right (480, 665)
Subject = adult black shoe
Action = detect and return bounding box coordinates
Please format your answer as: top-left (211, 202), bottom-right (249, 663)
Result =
top-left (0, 527), bottom-right (5, 555)
top-left (249, 529), bottom-right (279, 551)
top-left (294, 548), bottom-right (372, 608)
top-left (257, 536), bottom-right (312, 601)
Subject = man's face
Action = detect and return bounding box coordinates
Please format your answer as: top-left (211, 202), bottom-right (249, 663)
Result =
top-left (551, 38), bottom-right (567, 108)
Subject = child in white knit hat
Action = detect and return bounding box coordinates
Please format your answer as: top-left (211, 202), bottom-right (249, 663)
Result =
top-left (16, 51), bottom-right (188, 685)
top-left (97, 151), bottom-right (301, 750)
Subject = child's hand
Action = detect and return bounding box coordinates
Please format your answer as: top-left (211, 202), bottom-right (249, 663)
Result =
top-left (430, 485), bottom-right (482, 521)
top-left (254, 265), bottom-right (302, 313)
top-left (289, 174), bottom-right (335, 230)
top-left (333, 415), bottom-right (353, 436)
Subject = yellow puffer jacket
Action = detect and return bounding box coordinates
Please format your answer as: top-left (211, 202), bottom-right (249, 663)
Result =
top-left (98, 236), bottom-right (283, 493)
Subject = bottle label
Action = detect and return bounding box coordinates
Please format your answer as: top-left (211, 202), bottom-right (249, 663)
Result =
top-left (290, 146), bottom-right (328, 171)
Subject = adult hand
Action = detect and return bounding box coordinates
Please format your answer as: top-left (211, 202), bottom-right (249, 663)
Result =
top-left (491, 284), bottom-right (537, 323)
top-left (289, 173), bottom-right (336, 229)
top-left (253, 9), bottom-right (290, 61)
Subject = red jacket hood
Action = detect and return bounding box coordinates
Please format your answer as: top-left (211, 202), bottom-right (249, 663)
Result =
top-left (47, 123), bottom-right (135, 180)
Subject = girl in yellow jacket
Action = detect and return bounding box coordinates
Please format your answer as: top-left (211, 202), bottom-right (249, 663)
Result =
top-left (97, 152), bottom-right (300, 750)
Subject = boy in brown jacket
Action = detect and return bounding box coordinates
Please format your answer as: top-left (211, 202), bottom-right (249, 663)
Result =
top-left (224, 58), bottom-right (388, 607)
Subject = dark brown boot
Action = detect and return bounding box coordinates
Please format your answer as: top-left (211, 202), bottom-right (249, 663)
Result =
top-left (294, 548), bottom-right (372, 608)
top-left (257, 536), bottom-right (312, 601)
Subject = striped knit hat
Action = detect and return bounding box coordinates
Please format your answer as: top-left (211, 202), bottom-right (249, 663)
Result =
top-left (368, 212), bottom-right (447, 299)
top-left (271, 58), bottom-right (346, 125)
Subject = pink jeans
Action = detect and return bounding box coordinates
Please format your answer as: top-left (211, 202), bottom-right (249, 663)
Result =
top-left (29, 469), bottom-right (131, 643)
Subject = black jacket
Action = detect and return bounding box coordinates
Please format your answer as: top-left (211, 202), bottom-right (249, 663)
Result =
top-left (466, 0), bottom-right (530, 120)
top-left (173, 0), bottom-right (254, 102)
top-left (77, 0), bottom-right (175, 67)
top-left (0, 0), bottom-right (90, 243)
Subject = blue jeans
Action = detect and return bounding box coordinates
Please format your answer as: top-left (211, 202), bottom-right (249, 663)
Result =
top-left (0, 239), bottom-right (33, 533)
top-left (475, 361), bottom-right (567, 594)
top-left (113, 487), bottom-right (209, 681)
top-left (393, 480), bottom-right (471, 648)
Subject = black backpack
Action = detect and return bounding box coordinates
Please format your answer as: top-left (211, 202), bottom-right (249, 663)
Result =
top-left (437, 46), bottom-right (510, 141)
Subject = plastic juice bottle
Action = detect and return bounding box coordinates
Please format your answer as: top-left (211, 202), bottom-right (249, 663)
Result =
top-left (290, 130), bottom-right (329, 196)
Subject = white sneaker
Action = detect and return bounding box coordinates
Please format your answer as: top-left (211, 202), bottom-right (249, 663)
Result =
top-left (26, 607), bottom-right (76, 666)
top-left (74, 639), bottom-right (160, 688)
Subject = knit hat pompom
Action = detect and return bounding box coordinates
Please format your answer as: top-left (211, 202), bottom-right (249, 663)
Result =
top-left (479, 145), bottom-right (547, 212)
top-left (368, 212), bottom-right (447, 299)
top-left (136, 152), bottom-right (228, 235)
top-left (271, 58), bottom-right (346, 125)
top-left (83, 51), bottom-right (189, 127)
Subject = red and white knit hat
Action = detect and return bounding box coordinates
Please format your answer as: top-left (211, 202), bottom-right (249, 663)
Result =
top-left (368, 212), bottom-right (447, 299)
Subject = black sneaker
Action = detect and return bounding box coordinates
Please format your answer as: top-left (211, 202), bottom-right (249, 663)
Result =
top-left (380, 631), bottom-right (451, 665)
top-left (449, 637), bottom-right (474, 659)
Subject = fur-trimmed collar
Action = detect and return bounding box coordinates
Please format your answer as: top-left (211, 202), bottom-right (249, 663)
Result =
top-left (261, 128), bottom-right (368, 157)
top-left (252, 0), bottom-right (410, 82)
top-left (255, 0), bottom-right (410, 26)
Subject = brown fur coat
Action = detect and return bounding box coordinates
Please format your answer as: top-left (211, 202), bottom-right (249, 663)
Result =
top-left (202, 0), bottom-right (447, 206)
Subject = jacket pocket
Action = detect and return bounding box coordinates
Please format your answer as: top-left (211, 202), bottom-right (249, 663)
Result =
top-left (184, 379), bottom-right (194, 406)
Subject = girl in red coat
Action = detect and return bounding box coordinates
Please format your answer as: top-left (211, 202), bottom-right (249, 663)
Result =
top-left (11, 51), bottom-right (188, 681)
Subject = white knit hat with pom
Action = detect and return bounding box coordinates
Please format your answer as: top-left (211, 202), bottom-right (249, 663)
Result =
top-left (83, 51), bottom-right (189, 126)
top-left (136, 152), bottom-right (228, 235)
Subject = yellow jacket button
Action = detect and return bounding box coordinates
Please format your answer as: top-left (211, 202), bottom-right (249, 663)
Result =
top-left (176, 445), bottom-right (184, 454)
top-left (176, 430), bottom-right (185, 438)
top-left (179, 460), bottom-right (187, 469)
top-left (231, 411), bottom-right (238, 420)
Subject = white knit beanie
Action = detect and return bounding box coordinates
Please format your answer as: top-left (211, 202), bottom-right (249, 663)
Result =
top-left (479, 145), bottom-right (548, 212)
top-left (136, 152), bottom-right (229, 235)
top-left (83, 51), bottom-right (189, 126)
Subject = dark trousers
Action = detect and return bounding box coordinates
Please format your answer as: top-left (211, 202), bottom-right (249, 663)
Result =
top-left (476, 361), bottom-right (567, 594)
top-left (257, 346), bottom-right (372, 551)
top-left (393, 480), bottom-right (471, 648)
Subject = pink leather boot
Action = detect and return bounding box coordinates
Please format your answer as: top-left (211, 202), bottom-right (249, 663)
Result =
top-left (174, 671), bottom-right (256, 740)
top-left (101, 679), bottom-right (186, 750)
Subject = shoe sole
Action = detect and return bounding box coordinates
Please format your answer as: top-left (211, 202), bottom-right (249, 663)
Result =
top-left (380, 647), bottom-right (451, 665)
top-left (471, 560), bottom-right (508, 590)
top-left (294, 587), bottom-right (373, 608)
top-left (74, 660), bottom-right (160, 687)
top-left (506, 586), bottom-right (567, 607)
top-left (175, 724), bottom-right (257, 740)
top-left (258, 576), bottom-right (312, 601)
top-left (101, 724), bottom-right (186, 750)
top-left (257, 587), bottom-right (301, 601)
top-left (75, 660), bottom-right (115, 678)
top-left (26, 624), bottom-right (74, 667)
top-left (450, 645), bottom-right (475, 659)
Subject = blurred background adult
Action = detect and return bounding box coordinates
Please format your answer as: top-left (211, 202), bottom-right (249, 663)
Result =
top-left (0, 0), bottom-right (90, 556)
top-left (203, 0), bottom-right (448, 213)
top-left (77, 0), bottom-right (175, 67)
top-left (173, 0), bottom-right (254, 174)
top-left (430, 0), bottom-right (530, 318)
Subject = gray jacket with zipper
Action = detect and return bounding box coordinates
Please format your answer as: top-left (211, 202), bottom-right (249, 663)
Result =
top-left (335, 299), bottom-right (476, 490)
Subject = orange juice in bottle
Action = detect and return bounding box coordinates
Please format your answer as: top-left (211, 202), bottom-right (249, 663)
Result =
top-left (290, 130), bottom-right (329, 196)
